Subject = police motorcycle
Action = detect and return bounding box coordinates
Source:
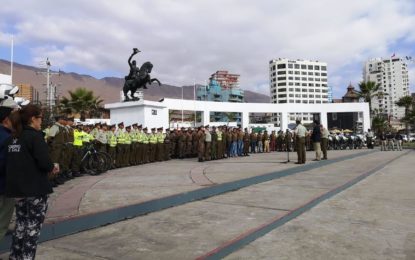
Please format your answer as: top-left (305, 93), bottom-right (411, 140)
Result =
top-left (328, 134), bottom-right (335, 150)
top-left (353, 134), bottom-right (365, 149)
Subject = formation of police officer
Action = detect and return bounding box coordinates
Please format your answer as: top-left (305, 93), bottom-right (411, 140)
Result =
top-left (167, 125), bottom-right (307, 163)
top-left (44, 117), bottom-right (174, 186)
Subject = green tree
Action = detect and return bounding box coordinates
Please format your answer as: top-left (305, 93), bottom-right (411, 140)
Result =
top-left (371, 114), bottom-right (389, 136)
top-left (395, 95), bottom-right (414, 136)
top-left (59, 87), bottom-right (103, 121)
top-left (357, 81), bottom-right (380, 113)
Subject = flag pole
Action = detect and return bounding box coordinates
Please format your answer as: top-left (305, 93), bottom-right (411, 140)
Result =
top-left (10, 36), bottom-right (14, 84)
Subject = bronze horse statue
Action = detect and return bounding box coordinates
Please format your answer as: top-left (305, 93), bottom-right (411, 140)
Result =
top-left (123, 61), bottom-right (161, 101)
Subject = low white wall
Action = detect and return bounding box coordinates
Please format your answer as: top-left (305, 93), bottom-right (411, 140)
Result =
top-left (105, 98), bottom-right (370, 132)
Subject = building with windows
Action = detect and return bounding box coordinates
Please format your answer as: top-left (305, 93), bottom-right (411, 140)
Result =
top-left (364, 57), bottom-right (410, 119)
top-left (196, 71), bottom-right (244, 123)
top-left (269, 58), bottom-right (329, 125)
top-left (15, 84), bottom-right (40, 104)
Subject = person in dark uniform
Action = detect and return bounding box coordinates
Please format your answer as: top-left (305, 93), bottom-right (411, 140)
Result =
top-left (178, 128), bottom-right (186, 159)
top-left (211, 126), bottom-right (218, 160)
top-left (185, 128), bottom-right (193, 158)
top-left (164, 129), bottom-right (171, 160)
top-left (250, 130), bottom-right (256, 153)
top-left (197, 127), bottom-right (205, 162)
top-left (156, 127), bottom-right (165, 162)
top-left (142, 127), bottom-right (150, 163)
top-left (243, 128), bottom-right (250, 156)
top-left (149, 128), bottom-right (157, 162)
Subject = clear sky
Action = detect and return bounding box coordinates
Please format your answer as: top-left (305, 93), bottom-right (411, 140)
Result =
top-left (1, 0), bottom-right (414, 98)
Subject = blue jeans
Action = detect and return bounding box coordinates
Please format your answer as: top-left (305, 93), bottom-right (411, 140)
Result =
top-left (231, 141), bottom-right (237, 157)
top-left (237, 140), bottom-right (243, 156)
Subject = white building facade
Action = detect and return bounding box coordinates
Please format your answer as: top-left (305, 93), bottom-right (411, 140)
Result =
top-left (105, 98), bottom-right (370, 133)
top-left (269, 58), bottom-right (329, 125)
top-left (364, 57), bottom-right (410, 119)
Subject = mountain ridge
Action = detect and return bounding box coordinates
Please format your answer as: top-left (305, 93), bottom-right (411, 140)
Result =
top-left (0, 59), bottom-right (270, 103)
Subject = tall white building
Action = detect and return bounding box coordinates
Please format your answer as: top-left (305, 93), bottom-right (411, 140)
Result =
top-left (364, 57), bottom-right (410, 119)
top-left (269, 58), bottom-right (329, 125)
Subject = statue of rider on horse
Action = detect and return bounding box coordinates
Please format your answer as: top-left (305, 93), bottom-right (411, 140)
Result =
top-left (123, 48), bottom-right (161, 101)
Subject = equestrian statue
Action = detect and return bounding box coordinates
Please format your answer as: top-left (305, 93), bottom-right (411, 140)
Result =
top-left (123, 48), bottom-right (161, 101)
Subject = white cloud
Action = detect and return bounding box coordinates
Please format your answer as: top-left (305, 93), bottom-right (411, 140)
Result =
top-left (1, 0), bottom-right (415, 96)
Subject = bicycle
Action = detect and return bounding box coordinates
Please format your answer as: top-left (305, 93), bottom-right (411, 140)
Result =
top-left (80, 143), bottom-right (112, 175)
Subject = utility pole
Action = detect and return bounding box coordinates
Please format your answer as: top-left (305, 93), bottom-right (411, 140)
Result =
top-left (37, 58), bottom-right (60, 118)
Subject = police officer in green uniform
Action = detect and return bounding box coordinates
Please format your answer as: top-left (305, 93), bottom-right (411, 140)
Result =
top-left (47, 115), bottom-right (69, 185)
top-left (136, 124), bottom-right (143, 164)
top-left (130, 123), bottom-right (138, 165)
top-left (72, 124), bottom-right (85, 175)
top-left (124, 125), bottom-right (132, 166)
top-left (156, 127), bottom-right (165, 162)
top-left (149, 128), bottom-right (157, 162)
top-left (142, 127), bottom-right (150, 163)
top-left (211, 126), bottom-right (217, 160)
top-left (164, 129), bottom-right (171, 161)
top-left (107, 124), bottom-right (117, 169)
top-left (115, 122), bottom-right (126, 168)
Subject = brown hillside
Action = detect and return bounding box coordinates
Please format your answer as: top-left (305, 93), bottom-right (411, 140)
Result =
top-left (0, 59), bottom-right (270, 103)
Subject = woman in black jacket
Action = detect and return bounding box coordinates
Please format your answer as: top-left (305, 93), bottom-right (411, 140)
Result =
top-left (5, 104), bottom-right (59, 260)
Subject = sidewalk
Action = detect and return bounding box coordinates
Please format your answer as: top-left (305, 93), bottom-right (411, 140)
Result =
top-left (1, 149), bottom-right (411, 259)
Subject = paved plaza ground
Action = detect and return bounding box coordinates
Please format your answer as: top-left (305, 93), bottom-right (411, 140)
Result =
top-left (1, 148), bottom-right (414, 259)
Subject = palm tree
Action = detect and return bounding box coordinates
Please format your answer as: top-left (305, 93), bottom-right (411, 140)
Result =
top-left (395, 95), bottom-right (414, 137)
top-left (371, 114), bottom-right (388, 136)
top-left (357, 80), bottom-right (381, 115)
top-left (59, 87), bottom-right (103, 121)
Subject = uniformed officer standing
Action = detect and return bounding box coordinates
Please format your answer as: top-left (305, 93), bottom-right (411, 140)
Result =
top-left (124, 125), bottom-right (132, 166)
top-left (204, 126), bottom-right (212, 161)
top-left (270, 130), bottom-right (276, 152)
top-left (129, 124), bottom-right (138, 165)
top-left (178, 128), bottom-right (186, 159)
top-left (149, 128), bottom-right (157, 162)
top-left (156, 127), bottom-right (165, 162)
top-left (192, 128), bottom-right (198, 157)
top-left (95, 123), bottom-right (108, 153)
top-left (257, 131), bottom-right (263, 153)
top-left (243, 128), bottom-right (250, 156)
top-left (164, 129), bottom-right (171, 161)
top-left (211, 126), bottom-right (217, 160)
top-left (72, 124), bottom-right (85, 175)
top-left (135, 124), bottom-right (143, 164)
top-left (285, 129), bottom-right (293, 152)
top-left (226, 128), bottom-right (232, 158)
top-left (169, 129), bottom-right (177, 159)
top-left (294, 120), bottom-right (307, 164)
top-left (47, 115), bottom-right (69, 185)
top-left (216, 126), bottom-right (223, 159)
top-left (115, 122), bottom-right (126, 168)
top-left (197, 127), bottom-right (205, 162)
top-left (250, 130), bottom-right (257, 153)
top-left (107, 124), bottom-right (117, 168)
top-left (64, 117), bottom-right (79, 177)
top-left (263, 130), bottom-right (270, 153)
top-left (142, 127), bottom-right (150, 163)
top-left (185, 129), bottom-right (192, 158)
